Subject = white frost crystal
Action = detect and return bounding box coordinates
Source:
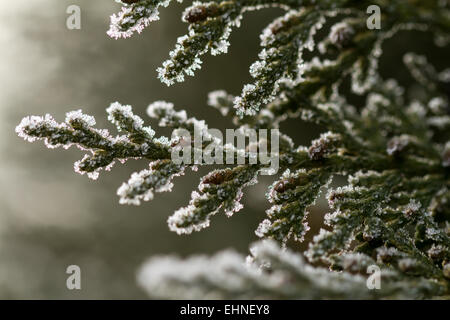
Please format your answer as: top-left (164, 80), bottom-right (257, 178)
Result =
top-left (108, 0), bottom-right (173, 39)
top-left (65, 109), bottom-right (96, 127)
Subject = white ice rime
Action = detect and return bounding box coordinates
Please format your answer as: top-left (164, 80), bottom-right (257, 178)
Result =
top-left (117, 161), bottom-right (185, 205)
top-left (168, 192), bottom-right (214, 235)
top-left (137, 240), bottom-right (406, 299)
top-left (107, 0), bottom-right (174, 39)
top-left (16, 114), bottom-right (61, 143)
top-left (147, 101), bottom-right (188, 127)
top-left (65, 109), bottom-right (96, 127)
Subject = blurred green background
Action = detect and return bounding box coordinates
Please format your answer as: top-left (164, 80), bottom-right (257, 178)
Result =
top-left (1, 0), bottom-right (447, 299)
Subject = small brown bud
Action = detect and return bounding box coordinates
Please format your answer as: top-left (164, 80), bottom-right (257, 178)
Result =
top-left (308, 132), bottom-right (340, 160)
top-left (273, 179), bottom-right (291, 193)
top-left (202, 170), bottom-right (232, 185)
top-left (183, 6), bottom-right (213, 24)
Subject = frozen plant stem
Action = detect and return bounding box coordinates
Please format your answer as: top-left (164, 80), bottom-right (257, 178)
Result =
top-left (17, 0), bottom-right (450, 299)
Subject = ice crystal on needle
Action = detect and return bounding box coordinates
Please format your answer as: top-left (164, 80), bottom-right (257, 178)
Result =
top-left (108, 0), bottom-right (176, 39)
top-left (16, 0), bottom-right (450, 299)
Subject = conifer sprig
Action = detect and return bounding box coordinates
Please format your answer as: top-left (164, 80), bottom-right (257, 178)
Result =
top-left (16, 0), bottom-right (450, 299)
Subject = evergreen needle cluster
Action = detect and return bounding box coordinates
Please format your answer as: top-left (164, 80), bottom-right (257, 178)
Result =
top-left (16, 0), bottom-right (450, 299)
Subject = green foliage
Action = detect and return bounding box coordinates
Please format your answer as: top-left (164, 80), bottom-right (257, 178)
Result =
top-left (16, 0), bottom-right (450, 299)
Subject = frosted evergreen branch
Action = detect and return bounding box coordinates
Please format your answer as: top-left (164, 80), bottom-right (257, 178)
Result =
top-left (138, 240), bottom-right (446, 299)
top-left (256, 167), bottom-right (331, 244)
top-left (156, 0), bottom-right (267, 85)
top-left (108, 0), bottom-right (177, 39)
top-left (117, 160), bottom-right (186, 205)
top-left (16, 103), bottom-right (171, 180)
top-left (168, 165), bottom-right (259, 234)
top-left (234, 8), bottom-right (326, 116)
top-left (15, 0), bottom-right (450, 299)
